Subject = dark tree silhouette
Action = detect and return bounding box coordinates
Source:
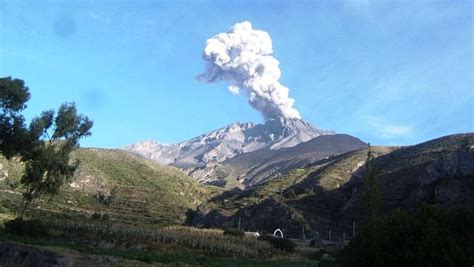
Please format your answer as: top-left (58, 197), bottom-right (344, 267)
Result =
top-left (362, 143), bottom-right (381, 225)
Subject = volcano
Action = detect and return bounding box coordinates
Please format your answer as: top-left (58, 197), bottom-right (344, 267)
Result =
top-left (125, 118), bottom-right (333, 169)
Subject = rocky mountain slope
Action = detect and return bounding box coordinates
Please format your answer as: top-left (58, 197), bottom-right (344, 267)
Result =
top-left (0, 148), bottom-right (219, 225)
top-left (192, 134), bottom-right (367, 187)
top-left (125, 118), bottom-right (335, 185)
top-left (186, 133), bottom-right (474, 240)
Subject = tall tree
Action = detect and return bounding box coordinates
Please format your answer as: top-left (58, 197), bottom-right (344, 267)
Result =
top-left (19, 103), bottom-right (93, 216)
top-left (0, 77), bottom-right (93, 217)
top-left (362, 144), bottom-right (381, 224)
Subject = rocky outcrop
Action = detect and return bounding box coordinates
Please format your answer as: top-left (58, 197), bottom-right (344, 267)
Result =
top-left (0, 242), bottom-right (71, 267)
top-left (415, 149), bottom-right (474, 205)
top-left (341, 134), bottom-right (474, 218)
top-left (0, 163), bottom-right (7, 181)
top-left (0, 242), bottom-right (144, 267)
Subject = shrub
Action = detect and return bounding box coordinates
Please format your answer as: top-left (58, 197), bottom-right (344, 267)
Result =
top-left (101, 213), bottom-right (109, 221)
top-left (259, 235), bottom-right (296, 253)
top-left (1, 199), bottom-right (17, 212)
top-left (91, 212), bottom-right (109, 221)
top-left (94, 187), bottom-right (117, 206)
top-left (91, 212), bottom-right (102, 220)
top-left (223, 228), bottom-right (244, 238)
top-left (4, 218), bottom-right (48, 237)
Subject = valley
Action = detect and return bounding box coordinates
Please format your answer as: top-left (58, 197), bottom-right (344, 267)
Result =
top-left (2, 1), bottom-right (472, 265)
top-left (1, 126), bottom-right (473, 266)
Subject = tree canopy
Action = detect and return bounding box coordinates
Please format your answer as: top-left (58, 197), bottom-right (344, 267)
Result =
top-left (338, 205), bottom-right (474, 266)
top-left (0, 77), bottom-right (32, 159)
top-left (0, 76), bottom-right (93, 216)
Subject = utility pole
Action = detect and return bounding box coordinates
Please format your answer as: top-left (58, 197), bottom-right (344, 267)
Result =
top-left (302, 225), bottom-right (306, 241)
top-left (352, 221), bottom-right (356, 239)
top-left (238, 217), bottom-right (241, 231)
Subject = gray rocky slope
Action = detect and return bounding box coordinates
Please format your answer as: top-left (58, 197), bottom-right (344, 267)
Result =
top-left (199, 134), bottom-right (367, 187)
top-left (124, 117), bottom-right (335, 184)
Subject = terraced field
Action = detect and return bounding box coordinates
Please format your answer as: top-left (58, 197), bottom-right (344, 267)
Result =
top-left (0, 148), bottom-right (221, 225)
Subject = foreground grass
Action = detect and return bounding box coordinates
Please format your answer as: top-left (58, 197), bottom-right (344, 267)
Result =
top-left (0, 232), bottom-right (318, 266)
top-left (0, 215), bottom-right (318, 266)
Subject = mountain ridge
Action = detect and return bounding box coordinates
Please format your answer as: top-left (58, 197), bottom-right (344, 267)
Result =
top-left (197, 134), bottom-right (367, 187)
top-left (125, 117), bottom-right (335, 182)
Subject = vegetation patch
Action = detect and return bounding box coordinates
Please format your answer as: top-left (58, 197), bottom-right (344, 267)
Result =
top-left (4, 218), bottom-right (49, 238)
top-left (338, 205), bottom-right (474, 266)
top-left (259, 235), bottom-right (297, 253)
top-left (223, 227), bottom-right (245, 238)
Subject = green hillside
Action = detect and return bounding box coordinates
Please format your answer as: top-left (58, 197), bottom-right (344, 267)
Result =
top-left (0, 149), bottom-right (316, 266)
top-left (0, 148), bottom-right (220, 225)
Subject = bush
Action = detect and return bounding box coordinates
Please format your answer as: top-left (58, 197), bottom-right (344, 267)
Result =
top-left (319, 255), bottom-right (337, 267)
top-left (0, 206), bottom-right (11, 214)
top-left (4, 218), bottom-right (48, 237)
top-left (91, 212), bottom-right (102, 220)
top-left (223, 228), bottom-right (244, 238)
top-left (259, 235), bottom-right (296, 253)
top-left (338, 205), bottom-right (474, 266)
top-left (101, 213), bottom-right (109, 221)
top-left (94, 187), bottom-right (117, 206)
top-left (91, 212), bottom-right (109, 221)
top-left (1, 199), bottom-right (17, 212)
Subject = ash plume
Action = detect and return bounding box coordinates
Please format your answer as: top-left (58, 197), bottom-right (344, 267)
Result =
top-left (198, 21), bottom-right (301, 121)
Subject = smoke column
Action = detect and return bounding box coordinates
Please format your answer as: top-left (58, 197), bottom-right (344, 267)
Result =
top-left (198, 21), bottom-right (301, 120)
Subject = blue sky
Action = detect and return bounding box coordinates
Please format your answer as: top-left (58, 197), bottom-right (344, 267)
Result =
top-left (0, 0), bottom-right (472, 148)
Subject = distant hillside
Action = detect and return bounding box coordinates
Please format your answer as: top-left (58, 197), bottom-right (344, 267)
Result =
top-left (186, 133), bottom-right (474, 240)
top-left (0, 148), bottom-right (220, 225)
top-left (339, 133), bottom-right (474, 219)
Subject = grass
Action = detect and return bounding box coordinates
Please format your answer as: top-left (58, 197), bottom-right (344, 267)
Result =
top-left (2, 242), bottom-right (318, 267)
top-left (0, 218), bottom-right (318, 266)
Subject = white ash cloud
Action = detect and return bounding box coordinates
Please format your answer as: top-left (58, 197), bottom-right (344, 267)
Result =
top-left (198, 21), bottom-right (301, 120)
